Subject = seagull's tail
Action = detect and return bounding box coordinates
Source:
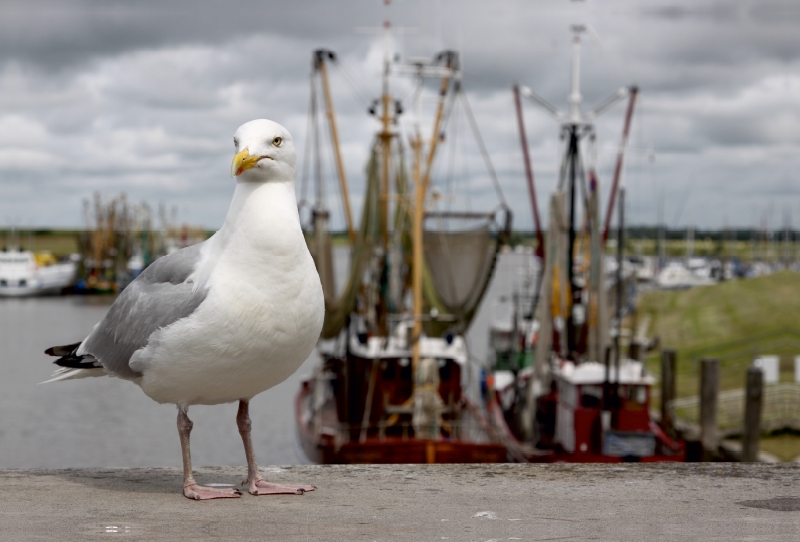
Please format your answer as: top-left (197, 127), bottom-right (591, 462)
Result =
top-left (42, 341), bottom-right (105, 383)
top-left (41, 366), bottom-right (106, 384)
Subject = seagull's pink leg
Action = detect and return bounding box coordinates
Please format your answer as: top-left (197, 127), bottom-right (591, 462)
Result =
top-left (178, 408), bottom-right (241, 500)
top-left (237, 400), bottom-right (315, 495)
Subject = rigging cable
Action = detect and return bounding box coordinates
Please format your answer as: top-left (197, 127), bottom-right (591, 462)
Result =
top-left (458, 88), bottom-right (507, 208)
top-left (444, 98), bottom-right (461, 218)
top-left (298, 70), bottom-right (316, 211)
top-left (334, 59), bottom-right (375, 108)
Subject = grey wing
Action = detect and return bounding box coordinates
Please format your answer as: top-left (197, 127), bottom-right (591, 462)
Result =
top-left (81, 242), bottom-right (209, 379)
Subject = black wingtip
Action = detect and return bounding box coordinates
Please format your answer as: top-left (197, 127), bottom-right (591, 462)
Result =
top-left (45, 342), bottom-right (82, 357)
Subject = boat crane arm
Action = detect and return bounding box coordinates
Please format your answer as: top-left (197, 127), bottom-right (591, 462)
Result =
top-left (585, 87), bottom-right (629, 122)
top-left (602, 86), bottom-right (639, 245)
top-left (513, 84), bottom-right (545, 259)
top-left (517, 85), bottom-right (564, 122)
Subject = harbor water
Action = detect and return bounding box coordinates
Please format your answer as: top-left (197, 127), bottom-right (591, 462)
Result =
top-left (0, 249), bottom-right (535, 469)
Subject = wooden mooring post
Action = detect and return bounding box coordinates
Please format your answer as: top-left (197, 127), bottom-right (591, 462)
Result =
top-left (741, 366), bottom-right (764, 462)
top-left (661, 349), bottom-right (676, 437)
top-left (700, 358), bottom-right (720, 461)
top-left (628, 340), bottom-right (642, 362)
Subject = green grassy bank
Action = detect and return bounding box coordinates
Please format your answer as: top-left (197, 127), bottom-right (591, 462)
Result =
top-left (639, 270), bottom-right (800, 397)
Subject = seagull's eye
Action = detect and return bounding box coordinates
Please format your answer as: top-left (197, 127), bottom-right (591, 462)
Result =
top-left (233, 138), bottom-right (238, 147)
top-left (272, 136), bottom-right (283, 147)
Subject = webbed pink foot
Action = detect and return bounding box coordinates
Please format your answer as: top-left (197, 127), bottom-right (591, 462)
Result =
top-left (184, 483), bottom-right (242, 500)
top-left (243, 477), bottom-right (316, 496)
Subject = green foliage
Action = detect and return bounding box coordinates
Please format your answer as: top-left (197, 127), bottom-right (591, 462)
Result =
top-left (639, 271), bottom-right (800, 397)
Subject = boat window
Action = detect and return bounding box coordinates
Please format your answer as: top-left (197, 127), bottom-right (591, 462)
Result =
top-left (558, 380), bottom-right (578, 408)
top-left (439, 359), bottom-right (452, 381)
top-left (399, 361), bottom-right (412, 382)
top-left (381, 360), bottom-right (395, 380)
top-left (627, 385), bottom-right (647, 404)
top-left (580, 385), bottom-right (603, 408)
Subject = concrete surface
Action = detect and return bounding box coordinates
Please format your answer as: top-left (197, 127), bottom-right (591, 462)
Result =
top-left (1, 463), bottom-right (799, 541)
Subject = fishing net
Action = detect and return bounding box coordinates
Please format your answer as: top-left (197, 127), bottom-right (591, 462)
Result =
top-left (309, 143), bottom-right (507, 339)
top-left (422, 224), bottom-right (499, 334)
top-left (310, 147), bottom-right (382, 339)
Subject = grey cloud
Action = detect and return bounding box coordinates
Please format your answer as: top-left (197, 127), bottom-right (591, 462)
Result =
top-left (1, 0), bottom-right (797, 230)
top-left (642, 4), bottom-right (741, 22)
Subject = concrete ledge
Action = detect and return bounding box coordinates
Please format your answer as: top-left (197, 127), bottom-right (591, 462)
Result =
top-left (720, 439), bottom-right (783, 463)
top-left (2, 464), bottom-right (800, 541)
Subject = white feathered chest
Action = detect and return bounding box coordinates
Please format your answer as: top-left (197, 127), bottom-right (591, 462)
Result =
top-left (138, 181), bottom-right (325, 407)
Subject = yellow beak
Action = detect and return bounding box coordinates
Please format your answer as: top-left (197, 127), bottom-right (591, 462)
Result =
top-left (230, 148), bottom-right (261, 177)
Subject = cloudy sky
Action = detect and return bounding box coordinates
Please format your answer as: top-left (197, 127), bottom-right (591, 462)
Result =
top-left (2, 0), bottom-right (797, 231)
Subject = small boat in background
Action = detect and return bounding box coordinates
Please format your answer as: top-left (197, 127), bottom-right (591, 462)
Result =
top-left (656, 260), bottom-right (716, 290)
top-left (0, 249), bottom-right (76, 297)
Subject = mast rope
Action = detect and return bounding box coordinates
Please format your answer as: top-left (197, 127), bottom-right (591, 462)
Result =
top-left (333, 59), bottom-right (374, 108)
top-left (298, 70), bottom-right (316, 212)
top-left (458, 89), bottom-right (507, 207)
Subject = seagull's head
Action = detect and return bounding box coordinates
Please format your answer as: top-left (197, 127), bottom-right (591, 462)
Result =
top-left (230, 119), bottom-right (296, 182)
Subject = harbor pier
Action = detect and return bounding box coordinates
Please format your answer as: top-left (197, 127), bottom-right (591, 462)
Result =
top-left (2, 463), bottom-right (798, 541)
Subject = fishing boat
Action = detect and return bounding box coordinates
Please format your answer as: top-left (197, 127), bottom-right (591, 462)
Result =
top-left (487, 25), bottom-right (684, 462)
top-left (295, 18), bottom-right (513, 464)
top-left (0, 248), bottom-right (76, 297)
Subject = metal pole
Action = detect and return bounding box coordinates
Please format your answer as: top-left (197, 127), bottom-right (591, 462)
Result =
top-left (566, 126), bottom-right (578, 357)
top-left (513, 84), bottom-right (545, 258)
top-left (700, 358), bottom-right (720, 461)
top-left (628, 341), bottom-right (641, 362)
top-left (741, 366), bottom-right (764, 462)
top-left (602, 86), bottom-right (638, 245)
top-left (614, 187), bottom-right (625, 389)
top-left (410, 125), bottom-right (425, 377)
top-left (661, 349), bottom-right (677, 438)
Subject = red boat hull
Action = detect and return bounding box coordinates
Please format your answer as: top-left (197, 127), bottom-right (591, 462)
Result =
top-left (487, 400), bottom-right (685, 463)
top-left (296, 381), bottom-right (508, 464)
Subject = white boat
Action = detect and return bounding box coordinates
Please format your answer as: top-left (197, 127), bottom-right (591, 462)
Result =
top-left (656, 260), bottom-right (716, 290)
top-left (0, 250), bottom-right (77, 297)
top-left (627, 255), bottom-right (656, 283)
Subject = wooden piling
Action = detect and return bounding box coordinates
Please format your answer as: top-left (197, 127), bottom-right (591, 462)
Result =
top-left (628, 341), bottom-right (642, 362)
top-left (699, 358), bottom-right (720, 461)
top-left (660, 349), bottom-right (676, 437)
top-left (741, 366), bottom-right (764, 462)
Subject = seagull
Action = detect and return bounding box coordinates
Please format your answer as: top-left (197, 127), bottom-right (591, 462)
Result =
top-left (45, 119), bottom-right (325, 500)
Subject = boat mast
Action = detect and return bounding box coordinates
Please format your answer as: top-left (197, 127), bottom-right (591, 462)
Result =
top-left (379, 19), bottom-right (394, 249)
top-left (517, 23), bottom-right (631, 361)
top-left (314, 49), bottom-right (356, 244)
top-left (411, 91), bottom-right (424, 372)
top-left (565, 25), bottom-right (584, 358)
top-left (614, 185), bottom-right (625, 391)
top-left (366, 3), bottom-right (398, 335)
top-left (411, 52), bottom-right (457, 372)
